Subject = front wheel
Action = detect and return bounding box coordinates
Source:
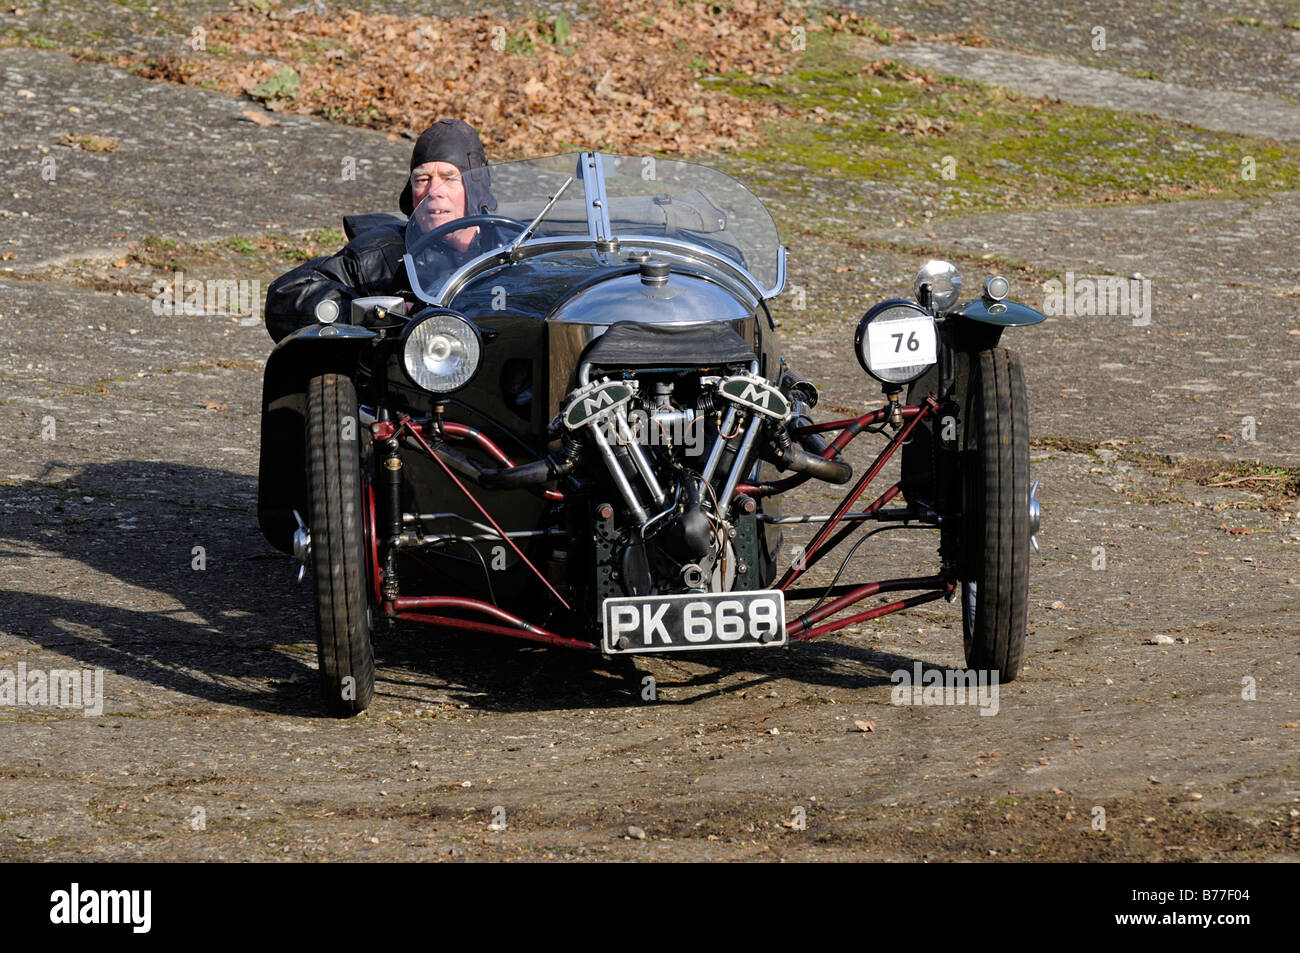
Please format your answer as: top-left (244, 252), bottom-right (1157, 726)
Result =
top-left (306, 373), bottom-right (375, 716)
top-left (960, 348), bottom-right (1029, 681)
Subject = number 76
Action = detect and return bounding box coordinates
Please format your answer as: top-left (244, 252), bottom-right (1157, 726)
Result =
top-left (891, 331), bottom-right (921, 353)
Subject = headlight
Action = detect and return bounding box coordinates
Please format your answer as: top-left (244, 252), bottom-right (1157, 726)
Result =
top-left (983, 275), bottom-right (1009, 300)
top-left (402, 310), bottom-right (482, 394)
top-left (313, 299), bottom-right (340, 324)
top-left (854, 299), bottom-right (939, 386)
top-left (913, 260), bottom-right (962, 312)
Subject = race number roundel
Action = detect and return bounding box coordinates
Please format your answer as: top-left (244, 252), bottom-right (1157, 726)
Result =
top-left (854, 300), bottom-right (939, 385)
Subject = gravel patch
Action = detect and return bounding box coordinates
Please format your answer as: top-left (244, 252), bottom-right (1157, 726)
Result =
top-left (881, 40), bottom-right (1300, 142)
top-left (844, 0), bottom-right (1300, 100)
top-left (0, 48), bottom-right (407, 270)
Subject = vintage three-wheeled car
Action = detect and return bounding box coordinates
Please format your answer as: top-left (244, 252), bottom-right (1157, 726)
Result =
top-left (257, 152), bottom-right (1043, 715)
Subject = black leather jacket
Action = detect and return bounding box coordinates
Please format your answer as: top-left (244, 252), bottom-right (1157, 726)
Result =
top-left (263, 212), bottom-right (497, 342)
top-left (264, 217), bottom-right (408, 343)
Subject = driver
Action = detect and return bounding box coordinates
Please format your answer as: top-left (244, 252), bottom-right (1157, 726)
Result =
top-left (264, 118), bottom-right (494, 343)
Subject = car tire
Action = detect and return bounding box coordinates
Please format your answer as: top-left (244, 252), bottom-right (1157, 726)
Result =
top-left (960, 348), bottom-right (1029, 681)
top-left (306, 372), bottom-right (375, 716)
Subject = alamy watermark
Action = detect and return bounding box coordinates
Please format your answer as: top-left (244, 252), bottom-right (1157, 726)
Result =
top-left (1042, 272), bottom-right (1151, 326)
top-left (890, 662), bottom-right (999, 716)
top-left (598, 410), bottom-right (706, 457)
top-left (0, 664), bottom-right (104, 716)
top-left (49, 883), bottom-right (150, 933)
top-left (151, 271), bottom-right (261, 317)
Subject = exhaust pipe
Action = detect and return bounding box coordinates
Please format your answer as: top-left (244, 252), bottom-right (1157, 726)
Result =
top-left (774, 440), bottom-right (852, 484)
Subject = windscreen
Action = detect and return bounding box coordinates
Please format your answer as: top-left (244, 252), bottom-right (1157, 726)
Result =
top-left (404, 152), bottom-right (781, 299)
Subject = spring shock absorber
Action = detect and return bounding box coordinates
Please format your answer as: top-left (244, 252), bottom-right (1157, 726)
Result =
top-left (381, 430), bottom-right (402, 601)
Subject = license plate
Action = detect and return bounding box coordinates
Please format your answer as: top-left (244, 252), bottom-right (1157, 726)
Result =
top-left (602, 590), bottom-right (787, 654)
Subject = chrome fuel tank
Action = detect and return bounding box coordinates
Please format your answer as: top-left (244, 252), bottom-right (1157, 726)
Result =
top-left (545, 264), bottom-right (764, 420)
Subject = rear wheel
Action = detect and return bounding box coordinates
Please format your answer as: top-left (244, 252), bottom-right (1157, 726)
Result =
top-left (306, 373), bottom-right (375, 716)
top-left (960, 349), bottom-right (1029, 681)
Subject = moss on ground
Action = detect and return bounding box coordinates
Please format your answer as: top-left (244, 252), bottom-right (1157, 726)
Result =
top-left (720, 32), bottom-right (1300, 222)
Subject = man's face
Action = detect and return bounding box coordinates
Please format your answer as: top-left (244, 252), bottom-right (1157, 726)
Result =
top-left (411, 160), bottom-right (476, 252)
top-left (411, 161), bottom-right (467, 225)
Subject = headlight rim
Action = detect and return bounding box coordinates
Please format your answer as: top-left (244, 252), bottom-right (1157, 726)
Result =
top-left (400, 307), bottom-right (483, 396)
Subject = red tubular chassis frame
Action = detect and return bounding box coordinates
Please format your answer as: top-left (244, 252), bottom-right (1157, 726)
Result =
top-left (367, 395), bottom-right (953, 651)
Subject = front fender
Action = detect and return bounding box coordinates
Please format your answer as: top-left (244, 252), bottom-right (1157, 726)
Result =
top-left (257, 323), bottom-right (378, 554)
top-left (951, 297), bottom-right (1046, 327)
top-left (901, 297), bottom-right (1042, 508)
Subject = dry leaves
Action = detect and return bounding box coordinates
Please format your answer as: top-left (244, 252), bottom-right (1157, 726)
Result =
top-left (126, 0), bottom-right (872, 156)
top-left (881, 112), bottom-right (952, 137)
top-left (240, 109), bottom-right (280, 126)
top-left (60, 133), bottom-right (119, 152)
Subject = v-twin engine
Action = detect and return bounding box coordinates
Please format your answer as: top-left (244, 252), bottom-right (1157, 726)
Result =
top-left (556, 363), bottom-right (849, 597)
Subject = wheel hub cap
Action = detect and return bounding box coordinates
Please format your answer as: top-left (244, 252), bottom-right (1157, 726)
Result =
top-left (1028, 478), bottom-right (1041, 553)
top-left (292, 509), bottom-right (312, 582)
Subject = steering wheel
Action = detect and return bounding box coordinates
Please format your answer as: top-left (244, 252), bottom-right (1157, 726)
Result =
top-left (406, 214), bottom-right (530, 258)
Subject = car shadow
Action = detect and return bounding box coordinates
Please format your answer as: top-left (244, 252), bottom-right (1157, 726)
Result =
top-left (371, 615), bottom-right (957, 713)
top-left (2, 459), bottom-right (965, 719)
top-left (1, 460), bottom-right (320, 716)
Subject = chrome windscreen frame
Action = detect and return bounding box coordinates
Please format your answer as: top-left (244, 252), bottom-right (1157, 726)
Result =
top-left (417, 235), bottom-right (776, 308)
top-left (582, 151), bottom-right (613, 245)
